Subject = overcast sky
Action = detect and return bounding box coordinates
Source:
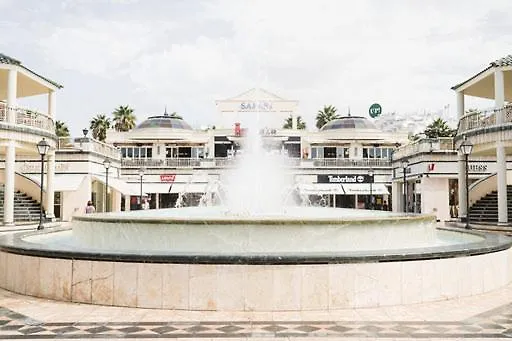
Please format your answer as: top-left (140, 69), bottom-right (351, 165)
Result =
top-left (1, 0), bottom-right (511, 135)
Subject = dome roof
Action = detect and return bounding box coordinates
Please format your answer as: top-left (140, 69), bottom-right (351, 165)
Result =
top-left (136, 113), bottom-right (192, 130)
top-left (320, 116), bottom-right (376, 131)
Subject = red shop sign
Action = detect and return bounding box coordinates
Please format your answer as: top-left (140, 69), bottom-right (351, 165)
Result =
top-left (160, 174), bottom-right (176, 183)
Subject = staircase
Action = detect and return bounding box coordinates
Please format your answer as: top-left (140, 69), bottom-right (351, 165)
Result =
top-left (0, 185), bottom-right (42, 223)
top-left (469, 185), bottom-right (512, 223)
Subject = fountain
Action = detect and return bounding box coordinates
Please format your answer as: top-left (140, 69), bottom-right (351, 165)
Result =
top-left (0, 95), bottom-right (511, 311)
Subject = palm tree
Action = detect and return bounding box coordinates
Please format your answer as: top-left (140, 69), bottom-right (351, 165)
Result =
top-left (112, 105), bottom-right (136, 131)
top-left (55, 120), bottom-right (70, 137)
top-left (90, 114), bottom-right (111, 142)
top-left (283, 115), bottom-right (306, 129)
top-left (423, 118), bottom-right (456, 138)
top-left (315, 105), bottom-right (340, 129)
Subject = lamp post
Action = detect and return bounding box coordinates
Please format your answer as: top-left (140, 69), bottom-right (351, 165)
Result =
top-left (368, 168), bottom-right (374, 210)
top-left (138, 167), bottom-right (145, 210)
top-left (459, 139), bottom-right (473, 229)
top-left (402, 160), bottom-right (409, 213)
top-left (103, 158), bottom-right (111, 212)
top-left (37, 139), bottom-right (50, 230)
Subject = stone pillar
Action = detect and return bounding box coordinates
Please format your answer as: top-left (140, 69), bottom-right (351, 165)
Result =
top-left (495, 69), bottom-right (508, 224)
top-left (3, 141), bottom-right (16, 225)
top-left (456, 91), bottom-right (464, 119)
top-left (124, 195), bottom-right (130, 211)
top-left (391, 181), bottom-right (401, 213)
top-left (292, 114), bottom-right (297, 129)
top-left (48, 90), bottom-right (56, 119)
top-left (457, 153), bottom-right (467, 221)
top-left (155, 193), bottom-right (160, 209)
top-left (45, 152), bottom-right (55, 219)
top-left (6, 69), bottom-right (17, 123)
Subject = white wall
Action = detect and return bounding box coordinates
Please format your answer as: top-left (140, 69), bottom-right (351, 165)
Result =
top-left (420, 177), bottom-right (450, 221)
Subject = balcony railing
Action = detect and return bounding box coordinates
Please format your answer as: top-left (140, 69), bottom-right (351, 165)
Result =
top-left (0, 104), bottom-right (55, 134)
top-left (312, 158), bottom-right (391, 167)
top-left (393, 137), bottom-right (454, 160)
top-left (457, 105), bottom-right (512, 136)
top-left (57, 137), bottom-right (121, 160)
top-left (120, 157), bottom-right (390, 169)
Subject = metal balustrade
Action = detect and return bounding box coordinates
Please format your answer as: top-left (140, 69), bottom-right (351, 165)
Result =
top-left (0, 104), bottom-right (54, 133)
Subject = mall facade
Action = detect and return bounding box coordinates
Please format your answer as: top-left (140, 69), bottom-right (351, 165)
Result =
top-left (3, 53), bottom-right (512, 225)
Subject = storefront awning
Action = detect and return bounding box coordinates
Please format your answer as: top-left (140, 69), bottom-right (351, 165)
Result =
top-left (342, 183), bottom-right (389, 195)
top-left (298, 183), bottom-right (345, 195)
top-left (136, 183), bottom-right (216, 194)
top-left (26, 174), bottom-right (86, 191)
top-left (92, 175), bottom-right (141, 196)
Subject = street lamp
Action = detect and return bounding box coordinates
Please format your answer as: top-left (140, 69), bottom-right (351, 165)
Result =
top-left (138, 167), bottom-right (145, 210)
top-left (459, 139), bottom-right (473, 229)
top-left (103, 158), bottom-right (111, 212)
top-left (368, 168), bottom-right (374, 210)
top-left (401, 160), bottom-right (409, 213)
top-left (37, 138), bottom-right (50, 230)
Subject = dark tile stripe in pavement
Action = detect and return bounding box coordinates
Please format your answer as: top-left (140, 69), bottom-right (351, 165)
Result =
top-left (0, 304), bottom-right (511, 339)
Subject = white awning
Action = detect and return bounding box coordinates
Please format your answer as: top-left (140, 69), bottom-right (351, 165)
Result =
top-left (342, 183), bottom-right (389, 195)
top-left (26, 174), bottom-right (86, 192)
top-left (298, 183), bottom-right (345, 195)
top-left (136, 183), bottom-right (215, 194)
top-left (92, 175), bottom-right (141, 196)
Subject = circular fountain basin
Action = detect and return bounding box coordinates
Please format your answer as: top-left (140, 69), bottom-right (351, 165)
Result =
top-left (0, 207), bottom-right (510, 311)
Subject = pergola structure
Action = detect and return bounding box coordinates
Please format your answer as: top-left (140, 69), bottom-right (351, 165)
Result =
top-left (0, 53), bottom-right (63, 225)
top-left (452, 55), bottom-right (512, 225)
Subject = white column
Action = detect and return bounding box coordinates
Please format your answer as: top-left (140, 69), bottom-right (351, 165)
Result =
top-left (45, 152), bottom-right (55, 219)
top-left (47, 90), bottom-right (56, 119)
top-left (354, 194), bottom-right (358, 209)
top-left (495, 69), bottom-right (508, 224)
top-left (6, 69), bottom-right (17, 123)
top-left (456, 91), bottom-right (465, 119)
top-left (292, 114), bottom-right (298, 129)
top-left (495, 69), bottom-right (505, 124)
top-left (457, 153), bottom-right (467, 221)
top-left (155, 193), bottom-right (160, 209)
top-left (3, 141), bottom-right (16, 225)
top-left (124, 195), bottom-right (130, 211)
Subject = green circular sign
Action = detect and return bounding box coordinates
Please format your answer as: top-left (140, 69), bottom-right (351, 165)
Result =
top-left (369, 103), bottom-right (382, 118)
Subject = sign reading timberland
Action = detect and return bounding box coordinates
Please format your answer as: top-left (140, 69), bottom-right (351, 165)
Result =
top-left (317, 174), bottom-right (374, 184)
top-left (369, 103), bottom-right (382, 118)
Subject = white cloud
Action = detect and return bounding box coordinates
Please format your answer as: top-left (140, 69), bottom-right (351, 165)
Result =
top-left (17, 0), bottom-right (512, 131)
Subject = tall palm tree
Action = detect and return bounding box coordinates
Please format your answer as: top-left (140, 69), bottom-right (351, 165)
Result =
top-left (112, 105), bottom-right (136, 131)
top-left (283, 115), bottom-right (306, 129)
top-left (315, 105), bottom-right (340, 129)
top-left (55, 120), bottom-right (70, 137)
top-left (90, 114), bottom-right (111, 142)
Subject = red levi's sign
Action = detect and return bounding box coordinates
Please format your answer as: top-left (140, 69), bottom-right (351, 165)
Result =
top-left (160, 174), bottom-right (176, 183)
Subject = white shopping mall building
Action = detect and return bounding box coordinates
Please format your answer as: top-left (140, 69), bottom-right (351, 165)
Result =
top-left (2, 53), bottom-right (512, 227)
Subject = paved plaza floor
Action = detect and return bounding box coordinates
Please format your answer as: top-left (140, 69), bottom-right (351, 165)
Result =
top-left (0, 282), bottom-right (511, 340)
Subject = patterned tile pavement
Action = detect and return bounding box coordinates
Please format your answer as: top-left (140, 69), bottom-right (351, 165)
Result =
top-left (0, 291), bottom-right (511, 340)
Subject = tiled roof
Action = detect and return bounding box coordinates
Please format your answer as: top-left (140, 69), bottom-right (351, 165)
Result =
top-left (0, 52), bottom-right (63, 89)
top-left (491, 55), bottom-right (512, 67)
top-left (0, 53), bottom-right (21, 65)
